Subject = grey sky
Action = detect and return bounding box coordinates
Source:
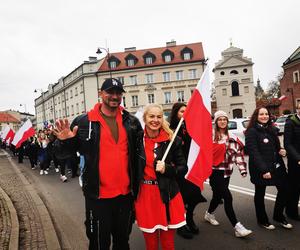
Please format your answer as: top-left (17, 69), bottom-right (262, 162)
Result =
top-left (0, 0), bottom-right (299, 114)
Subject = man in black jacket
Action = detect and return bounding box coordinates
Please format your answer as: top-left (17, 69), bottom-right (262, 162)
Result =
top-left (54, 78), bottom-right (142, 250)
top-left (284, 103), bottom-right (300, 220)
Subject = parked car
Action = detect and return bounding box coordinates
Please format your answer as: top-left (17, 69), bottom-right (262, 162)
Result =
top-left (228, 118), bottom-right (249, 145)
top-left (274, 115), bottom-right (292, 134)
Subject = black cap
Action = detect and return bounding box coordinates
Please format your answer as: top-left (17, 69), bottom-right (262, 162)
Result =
top-left (100, 78), bottom-right (125, 92)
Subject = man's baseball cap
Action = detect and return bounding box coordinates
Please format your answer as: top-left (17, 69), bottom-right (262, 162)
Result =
top-left (100, 78), bottom-right (125, 92)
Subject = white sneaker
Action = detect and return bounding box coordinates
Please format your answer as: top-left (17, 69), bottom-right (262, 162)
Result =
top-left (55, 168), bottom-right (60, 173)
top-left (60, 175), bottom-right (67, 182)
top-left (204, 211), bottom-right (219, 226)
top-left (234, 222), bottom-right (252, 237)
top-left (40, 170), bottom-right (44, 175)
top-left (44, 170), bottom-right (48, 175)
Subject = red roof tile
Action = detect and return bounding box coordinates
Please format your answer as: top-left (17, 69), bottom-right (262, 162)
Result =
top-left (98, 42), bottom-right (205, 72)
top-left (0, 113), bottom-right (20, 123)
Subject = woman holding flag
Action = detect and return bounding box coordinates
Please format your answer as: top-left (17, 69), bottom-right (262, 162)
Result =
top-left (134, 104), bottom-right (187, 250)
top-left (204, 110), bottom-right (252, 237)
top-left (169, 102), bottom-right (207, 239)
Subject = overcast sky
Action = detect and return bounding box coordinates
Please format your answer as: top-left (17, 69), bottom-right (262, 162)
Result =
top-left (1, 0), bottom-right (299, 114)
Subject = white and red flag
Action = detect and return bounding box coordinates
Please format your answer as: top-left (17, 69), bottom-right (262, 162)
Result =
top-left (11, 119), bottom-right (35, 148)
top-left (279, 95), bottom-right (287, 101)
top-left (1, 125), bottom-right (15, 143)
top-left (183, 67), bottom-right (213, 190)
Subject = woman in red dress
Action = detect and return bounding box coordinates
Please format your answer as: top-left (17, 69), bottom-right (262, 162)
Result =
top-left (134, 104), bottom-right (187, 250)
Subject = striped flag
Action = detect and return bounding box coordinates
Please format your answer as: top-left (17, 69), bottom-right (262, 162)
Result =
top-left (11, 119), bottom-right (35, 148)
top-left (183, 67), bottom-right (213, 190)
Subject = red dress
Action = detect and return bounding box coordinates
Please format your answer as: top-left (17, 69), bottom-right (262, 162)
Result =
top-left (134, 130), bottom-right (186, 233)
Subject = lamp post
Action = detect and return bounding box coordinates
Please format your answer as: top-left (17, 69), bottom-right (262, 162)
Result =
top-left (34, 89), bottom-right (46, 126)
top-left (96, 47), bottom-right (112, 78)
top-left (286, 87), bottom-right (295, 113)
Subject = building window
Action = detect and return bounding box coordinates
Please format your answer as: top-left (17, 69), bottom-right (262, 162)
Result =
top-left (164, 92), bottom-right (171, 104)
top-left (163, 72), bottom-right (170, 82)
top-left (122, 97), bottom-right (126, 107)
top-left (71, 105), bottom-right (74, 115)
top-left (145, 57), bottom-right (153, 64)
top-left (231, 81), bottom-right (240, 96)
top-left (58, 96), bottom-right (60, 104)
top-left (145, 73), bottom-right (154, 84)
top-left (189, 69), bottom-right (197, 79)
top-left (76, 103), bottom-right (79, 114)
top-left (243, 68), bottom-right (248, 73)
top-left (177, 91), bottom-right (185, 102)
top-left (70, 90), bottom-right (73, 98)
top-left (130, 75), bottom-right (137, 85)
top-left (164, 55), bottom-right (172, 62)
top-left (81, 101), bottom-right (85, 113)
top-left (132, 95), bottom-right (138, 107)
top-left (127, 59), bottom-right (135, 67)
top-left (75, 87), bottom-right (78, 96)
top-left (230, 70), bottom-right (238, 75)
top-left (244, 86), bottom-right (249, 93)
top-left (176, 70), bottom-right (183, 81)
top-left (110, 61), bottom-right (117, 69)
top-left (80, 84), bottom-right (83, 93)
top-left (148, 94), bottom-right (155, 104)
top-left (293, 71), bottom-right (300, 83)
top-left (183, 52), bottom-right (191, 60)
top-left (65, 92), bottom-right (68, 100)
top-left (222, 88), bottom-right (227, 96)
top-left (117, 77), bottom-right (124, 84)
top-left (220, 71), bottom-right (225, 76)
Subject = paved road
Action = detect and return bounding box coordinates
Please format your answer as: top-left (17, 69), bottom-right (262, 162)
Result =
top-left (9, 151), bottom-right (300, 250)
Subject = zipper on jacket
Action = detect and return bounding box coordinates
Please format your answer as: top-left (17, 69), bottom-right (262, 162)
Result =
top-left (90, 210), bottom-right (93, 233)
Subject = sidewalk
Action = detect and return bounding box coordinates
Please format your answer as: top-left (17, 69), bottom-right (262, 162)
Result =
top-left (0, 149), bottom-right (60, 250)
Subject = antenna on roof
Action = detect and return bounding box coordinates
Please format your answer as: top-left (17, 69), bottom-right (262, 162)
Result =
top-left (229, 38), bottom-right (233, 47)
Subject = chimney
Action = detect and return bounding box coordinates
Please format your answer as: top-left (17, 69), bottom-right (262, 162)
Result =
top-left (89, 56), bottom-right (97, 61)
top-left (166, 40), bottom-right (176, 47)
top-left (124, 47), bottom-right (136, 52)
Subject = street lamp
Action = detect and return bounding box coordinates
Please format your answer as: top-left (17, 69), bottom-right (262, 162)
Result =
top-left (96, 47), bottom-right (112, 78)
top-left (286, 88), bottom-right (295, 113)
top-left (19, 103), bottom-right (27, 113)
top-left (34, 88), bottom-right (46, 125)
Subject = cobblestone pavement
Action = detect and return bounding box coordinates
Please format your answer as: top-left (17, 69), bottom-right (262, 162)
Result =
top-left (0, 188), bottom-right (11, 249)
top-left (0, 153), bottom-right (47, 250)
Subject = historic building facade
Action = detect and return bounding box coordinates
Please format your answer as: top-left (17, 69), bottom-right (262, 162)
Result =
top-left (213, 45), bottom-right (256, 118)
top-left (34, 41), bottom-right (206, 128)
top-left (279, 46), bottom-right (300, 114)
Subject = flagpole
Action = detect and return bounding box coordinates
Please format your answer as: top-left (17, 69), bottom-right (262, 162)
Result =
top-left (161, 117), bottom-right (184, 162)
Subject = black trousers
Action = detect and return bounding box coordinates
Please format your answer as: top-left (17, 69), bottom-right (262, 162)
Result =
top-left (286, 167), bottom-right (300, 218)
top-left (254, 182), bottom-right (288, 224)
top-left (85, 193), bottom-right (134, 250)
top-left (208, 170), bottom-right (238, 226)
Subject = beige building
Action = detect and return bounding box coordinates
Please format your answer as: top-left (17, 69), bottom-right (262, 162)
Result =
top-left (35, 41), bottom-right (206, 128)
top-left (213, 45), bottom-right (256, 118)
top-left (97, 41), bottom-right (206, 116)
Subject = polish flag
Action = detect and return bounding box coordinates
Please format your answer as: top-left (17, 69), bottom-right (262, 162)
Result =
top-left (11, 119), bottom-right (35, 148)
top-left (279, 95), bottom-right (287, 101)
top-left (1, 125), bottom-right (15, 143)
top-left (183, 67), bottom-right (213, 190)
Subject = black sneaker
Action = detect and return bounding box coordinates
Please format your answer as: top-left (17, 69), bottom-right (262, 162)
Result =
top-left (177, 226), bottom-right (193, 239)
top-left (187, 221), bottom-right (199, 234)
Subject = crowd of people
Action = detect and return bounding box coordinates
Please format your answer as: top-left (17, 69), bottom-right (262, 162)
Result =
top-left (1, 77), bottom-right (300, 250)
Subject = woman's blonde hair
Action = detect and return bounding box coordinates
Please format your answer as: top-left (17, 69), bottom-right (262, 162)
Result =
top-left (143, 104), bottom-right (173, 140)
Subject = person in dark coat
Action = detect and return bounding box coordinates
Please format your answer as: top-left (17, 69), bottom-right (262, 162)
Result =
top-left (284, 103), bottom-right (300, 220)
top-left (26, 137), bottom-right (38, 169)
top-left (169, 102), bottom-right (207, 239)
top-left (245, 106), bottom-right (292, 230)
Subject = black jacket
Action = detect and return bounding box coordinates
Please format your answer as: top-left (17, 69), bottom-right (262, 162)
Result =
top-left (134, 131), bottom-right (187, 203)
top-left (284, 114), bottom-right (300, 174)
top-left (245, 123), bottom-right (287, 186)
top-left (54, 110), bottom-right (142, 200)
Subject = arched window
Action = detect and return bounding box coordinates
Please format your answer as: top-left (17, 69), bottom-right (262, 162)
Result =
top-left (231, 81), bottom-right (239, 96)
top-left (233, 109), bottom-right (243, 118)
top-left (230, 70), bottom-right (238, 75)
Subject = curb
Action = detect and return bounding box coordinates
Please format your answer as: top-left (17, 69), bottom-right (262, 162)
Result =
top-left (5, 151), bottom-right (61, 250)
top-left (0, 185), bottom-right (19, 250)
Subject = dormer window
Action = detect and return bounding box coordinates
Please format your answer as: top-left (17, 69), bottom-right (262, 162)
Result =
top-left (162, 49), bottom-right (174, 63)
top-left (181, 47), bottom-right (193, 60)
top-left (125, 53), bottom-right (138, 67)
top-left (107, 55), bottom-right (121, 69)
top-left (143, 51), bottom-right (156, 65)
